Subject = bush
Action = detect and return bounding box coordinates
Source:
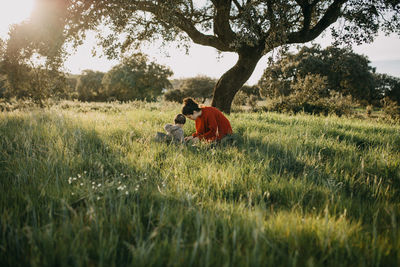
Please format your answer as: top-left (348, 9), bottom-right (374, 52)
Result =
top-left (263, 74), bottom-right (354, 117)
top-left (264, 91), bottom-right (353, 117)
top-left (232, 91), bottom-right (248, 106)
top-left (366, 105), bottom-right (373, 117)
top-left (382, 97), bottom-right (400, 120)
top-left (247, 95), bottom-right (259, 111)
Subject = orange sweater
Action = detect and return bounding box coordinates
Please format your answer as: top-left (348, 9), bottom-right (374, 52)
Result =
top-left (192, 107), bottom-right (233, 141)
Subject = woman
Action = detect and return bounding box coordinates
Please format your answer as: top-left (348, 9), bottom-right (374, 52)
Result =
top-left (182, 98), bottom-right (233, 142)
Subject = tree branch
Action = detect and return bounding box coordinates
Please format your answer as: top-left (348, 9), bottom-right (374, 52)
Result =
top-left (287, 0), bottom-right (348, 44)
top-left (132, 1), bottom-right (234, 51)
top-left (233, 0), bottom-right (243, 11)
top-left (211, 0), bottom-right (237, 43)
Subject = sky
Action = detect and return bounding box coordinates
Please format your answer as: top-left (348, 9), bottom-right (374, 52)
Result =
top-left (1, 0), bottom-right (400, 85)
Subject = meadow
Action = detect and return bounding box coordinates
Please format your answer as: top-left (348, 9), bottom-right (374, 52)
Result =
top-left (1, 101), bottom-right (399, 266)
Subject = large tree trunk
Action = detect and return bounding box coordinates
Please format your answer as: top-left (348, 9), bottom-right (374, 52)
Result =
top-left (211, 48), bottom-right (263, 114)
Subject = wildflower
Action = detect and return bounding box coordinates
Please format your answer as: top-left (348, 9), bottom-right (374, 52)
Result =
top-left (84, 171), bottom-right (87, 174)
top-left (68, 177), bottom-right (72, 184)
top-left (92, 182), bottom-right (95, 185)
top-left (80, 183), bottom-right (84, 186)
top-left (92, 186), bottom-right (95, 189)
top-left (97, 196), bottom-right (101, 200)
top-left (97, 183), bottom-right (101, 187)
top-left (118, 181), bottom-right (121, 184)
top-left (77, 174), bottom-right (81, 178)
top-left (125, 191), bottom-right (129, 195)
top-left (71, 192), bottom-right (75, 196)
top-left (73, 177), bottom-right (77, 181)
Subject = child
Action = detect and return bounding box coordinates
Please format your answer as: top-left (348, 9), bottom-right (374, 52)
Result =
top-left (155, 114), bottom-right (186, 143)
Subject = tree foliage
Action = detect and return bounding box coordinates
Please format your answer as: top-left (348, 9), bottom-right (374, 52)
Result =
top-left (259, 45), bottom-right (378, 104)
top-left (164, 89), bottom-right (185, 103)
top-left (76, 70), bottom-right (105, 102)
top-left (102, 54), bottom-right (173, 101)
top-left (5, 0), bottom-right (400, 112)
top-left (179, 76), bottom-right (217, 103)
top-left (374, 73), bottom-right (400, 105)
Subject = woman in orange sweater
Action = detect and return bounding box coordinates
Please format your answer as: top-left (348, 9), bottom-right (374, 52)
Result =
top-left (182, 98), bottom-right (233, 142)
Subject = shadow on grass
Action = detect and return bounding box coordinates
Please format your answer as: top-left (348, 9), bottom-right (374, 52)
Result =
top-left (1, 112), bottom-right (399, 266)
top-left (181, 133), bottom-right (399, 227)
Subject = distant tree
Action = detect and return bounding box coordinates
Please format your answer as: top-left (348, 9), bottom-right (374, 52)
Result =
top-left (259, 45), bottom-right (377, 104)
top-left (180, 76), bottom-right (217, 103)
top-left (164, 89), bottom-right (184, 103)
top-left (9, 0), bottom-right (400, 112)
top-left (374, 73), bottom-right (400, 105)
top-left (240, 85), bottom-right (261, 98)
top-left (65, 75), bottom-right (79, 99)
top-left (102, 54), bottom-right (172, 101)
top-left (76, 70), bottom-right (105, 102)
top-left (170, 79), bottom-right (185, 90)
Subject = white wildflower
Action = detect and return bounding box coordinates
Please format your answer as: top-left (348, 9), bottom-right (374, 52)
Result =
top-left (80, 183), bottom-right (83, 186)
top-left (125, 191), bottom-right (129, 195)
top-left (97, 183), bottom-right (101, 187)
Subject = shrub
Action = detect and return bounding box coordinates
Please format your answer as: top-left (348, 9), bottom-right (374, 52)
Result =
top-left (264, 91), bottom-right (354, 117)
top-left (366, 105), bottom-right (373, 117)
top-left (232, 91), bottom-right (248, 106)
top-left (247, 95), bottom-right (259, 111)
top-left (382, 97), bottom-right (400, 120)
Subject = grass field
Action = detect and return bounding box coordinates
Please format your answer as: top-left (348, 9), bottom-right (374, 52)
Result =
top-left (1, 101), bottom-right (400, 266)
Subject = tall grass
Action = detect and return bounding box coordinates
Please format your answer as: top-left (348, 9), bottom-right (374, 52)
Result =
top-left (1, 101), bottom-right (399, 266)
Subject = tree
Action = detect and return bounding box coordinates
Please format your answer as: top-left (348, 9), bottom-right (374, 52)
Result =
top-left (374, 73), bottom-right (400, 105)
top-left (258, 45), bottom-right (378, 104)
top-left (102, 54), bottom-right (172, 101)
top-left (76, 70), bottom-right (105, 102)
top-left (8, 0), bottom-right (400, 113)
top-left (180, 76), bottom-right (217, 103)
top-left (164, 89), bottom-right (185, 103)
top-left (240, 85), bottom-right (261, 98)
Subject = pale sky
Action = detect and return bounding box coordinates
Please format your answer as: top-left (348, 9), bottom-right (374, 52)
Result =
top-left (1, 0), bottom-right (400, 85)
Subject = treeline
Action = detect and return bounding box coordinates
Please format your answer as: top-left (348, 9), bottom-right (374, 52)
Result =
top-left (257, 45), bottom-right (400, 116)
top-left (1, 37), bottom-right (399, 116)
top-left (0, 46), bottom-right (172, 105)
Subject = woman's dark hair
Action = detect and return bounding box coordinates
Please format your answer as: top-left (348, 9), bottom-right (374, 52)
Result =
top-left (182, 97), bottom-right (201, 115)
top-left (174, 114), bottom-right (186, 125)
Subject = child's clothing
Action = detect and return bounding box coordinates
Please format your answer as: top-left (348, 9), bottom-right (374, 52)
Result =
top-left (164, 124), bottom-right (184, 143)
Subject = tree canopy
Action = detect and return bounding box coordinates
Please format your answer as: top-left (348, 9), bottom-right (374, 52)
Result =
top-left (5, 0), bottom-right (400, 112)
top-left (102, 54), bottom-right (173, 101)
top-left (258, 45), bottom-right (378, 104)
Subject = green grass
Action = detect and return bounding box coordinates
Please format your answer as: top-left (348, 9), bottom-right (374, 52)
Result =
top-left (1, 101), bottom-right (400, 266)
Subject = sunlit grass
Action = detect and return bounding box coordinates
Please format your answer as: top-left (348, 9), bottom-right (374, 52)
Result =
top-left (1, 101), bottom-right (399, 266)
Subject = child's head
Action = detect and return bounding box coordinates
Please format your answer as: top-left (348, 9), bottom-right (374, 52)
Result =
top-left (174, 114), bottom-right (186, 127)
